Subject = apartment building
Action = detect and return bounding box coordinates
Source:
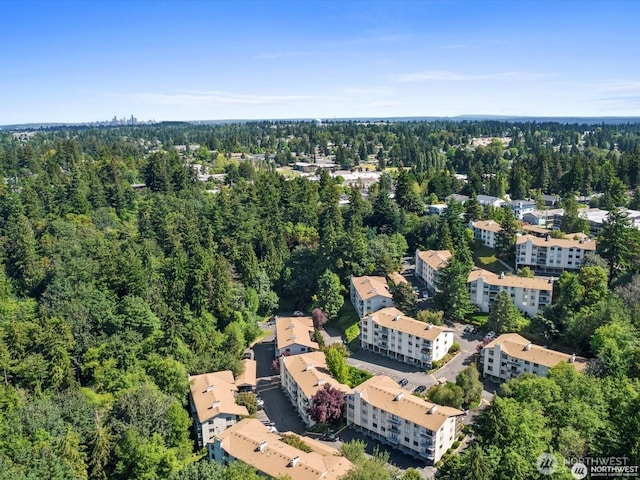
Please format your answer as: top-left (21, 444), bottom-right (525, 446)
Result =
top-left (470, 220), bottom-right (503, 248)
top-left (275, 315), bottom-right (319, 357)
top-left (415, 249), bottom-right (452, 293)
top-left (210, 418), bottom-right (353, 479)
top-left (481, 333), bottom-right (588, 382)
top-left (280, 351), bottom-right (352, 426)
top-left (522, 208), bottom-right (565, 228)
top-left (515, 234), bottom-right (596, 275)
top-left (467, 268), bottom-right (554, 317)
top-left (349, 276), bottom-right (394, 318)
top-left (360, 307), bottom-right (454, 368)
top-left (188, 371), bottom-right (250, 448)
top-left (578, 207), bottom-right (640, 236)
top-left (345, 375), bottom-right (463, 465)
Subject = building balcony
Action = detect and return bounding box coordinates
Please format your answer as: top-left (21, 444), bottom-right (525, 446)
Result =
top-left (389, 416), bottom-right (401, 425)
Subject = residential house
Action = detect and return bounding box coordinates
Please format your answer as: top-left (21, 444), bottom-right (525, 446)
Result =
top-left (480, 333), bottom-right (588, 382)
top-left (188, 371), bottom-right (250, 448)
top-left (476, 195), bottom-right (506, 208)
top-left (470, 220), bottom-right (503, 248)
top-left (235, 359), bottom-right (257, 392)
top-left (427, 204), bottom-right (448, 215)
top-left (540, 194), bottom-right (559, 207)
top-left (280, 351), bottom-right (352, 426)
top-left (360, 307), bottom-right (454, 368)
top-left (509, 200), bottom-right (536, 220)
top-left (414, 249), bottom-right (452, 293)
top-left (467, 269), bottom-right (554, 317)
top-left (210, 418), bottom-right (353, 479)
top-left (345, 375), bottom-right (463, 465)
top-left (275, 316), bottom-right (319, 357)
top-left (445, 194), bottom-right (469, 205)
top-left (349, 276), bottom-right (394, 318)
top-left (515, 234), bottom-right (596, 275)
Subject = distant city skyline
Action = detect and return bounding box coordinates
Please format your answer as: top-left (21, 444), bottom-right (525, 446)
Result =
top-left (2, 0), bottom-right (639, 124)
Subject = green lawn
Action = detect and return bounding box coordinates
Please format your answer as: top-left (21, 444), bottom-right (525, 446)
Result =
top-left (473, 246), bottom-right (503, 273)
top-left (328, 302), bottom-right (360, 345)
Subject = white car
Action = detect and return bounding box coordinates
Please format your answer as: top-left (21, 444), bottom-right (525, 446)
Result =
top-left (293, 310), bottom-right (304, 317)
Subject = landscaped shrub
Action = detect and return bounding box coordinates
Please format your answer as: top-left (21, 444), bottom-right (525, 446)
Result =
top-left (449, 342), bottom-right (461, 353)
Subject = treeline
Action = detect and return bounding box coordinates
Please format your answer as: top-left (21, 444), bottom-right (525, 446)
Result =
top-left (0, 120), bottom-right (639, 479)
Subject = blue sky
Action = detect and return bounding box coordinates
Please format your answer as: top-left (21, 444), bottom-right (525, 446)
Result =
top-left (1, 0), bottom-right (639, 123)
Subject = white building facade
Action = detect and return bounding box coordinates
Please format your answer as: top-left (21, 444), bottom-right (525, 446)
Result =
top-left (467, 269), bottom-right (553, 317)
top-left (481, 333), bottom-right (588, 382)
top-left (360, 307), bottom-right (454, 368)
top-left (470, 220), bottom-right (503, 248)
top-left (280, 352), bottom-right (352, 427)
top-left (345, 375), bottom-right (462, 465)
top-left (349, 276), bottom-right (394, 318)
top-left (415, 249), bottom-right (452, 293)
top-left (515, 234), bottom-right (596, 275)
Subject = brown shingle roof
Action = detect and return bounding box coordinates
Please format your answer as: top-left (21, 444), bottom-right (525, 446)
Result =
top-left (235, 359), bottom-right (257, 389)
top-left (356, 375), bottom-right (463, 432)
top-left (467, 268), bottom-right (553, 291)
top-left (472, 220), bottom-right (503, 233)
top-left (275, 316), bottom-right (319, 352)
top-left (214, 418), bottom-right (353, 480)
top-left (189, 371), bottom-right (249, 423)
top-left (417, 250), bottom-right (452, 271)
top-left (367, 307), bottom-right (453, 341)
top-left (485, 333), bottom-right (588, 371)
top-left (350, 276), bottom-right (393, 301)
top-left (516, 234), bottom-right (596, 250)
top-left (281, 351), bottom-right (353, 399)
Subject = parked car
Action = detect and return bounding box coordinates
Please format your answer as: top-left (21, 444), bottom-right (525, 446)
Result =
top-left (485, 331), bottom-right (496, 340)
top-left (464, 325), bottom-right (474, 334)
top-left (293, 310), bottom-right (304, 317)
top-left (421, 291), bottom-right (429, 299)
top-left (256, 396), bottom-right (264, 409)
top-left (321, 431), bottom-right (337, 441)
top-left (413, 385), bottom-right (426, 394)
top-left (398, 378), bottom-right (409, 387)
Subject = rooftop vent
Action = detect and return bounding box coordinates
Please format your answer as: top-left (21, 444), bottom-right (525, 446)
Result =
top-left (394, 392), bottom-right (404, 401)
top-left (256, 441), bottom-right (267, 452)
top-left (393, 314), bottom-right (401, 321)
top-left (545, 234), bottom-right (551, 242)
top-left (428, 405), bottom-right (438, 414)
top-left (317, 378), bottom-right (326, 386)
top-left (205, 384), bottom-right (215, 393)
top-left (289, 322), bottom-right (295, 329)
top-left (210, 400), bottom-right (221, 409)
top-left (499, 272), bottom-right (505, 279)
top-left (426, 323), bottom-right (433, 330)
top-left (524, 343), bottom-right (532, 351)
top-left (569, 354), bottom-right (576, 363)
top-left (305, 364), bottom-right (313, 371)
top-left (288, 456), bottom-right (301, 467)
top-left (290, 334), bottom-right (297, 341)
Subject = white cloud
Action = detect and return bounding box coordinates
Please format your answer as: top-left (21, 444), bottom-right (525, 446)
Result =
top-left (108, 90), bottom-right (339, 106)
top-left (390, 70), bottom-right (554, 82)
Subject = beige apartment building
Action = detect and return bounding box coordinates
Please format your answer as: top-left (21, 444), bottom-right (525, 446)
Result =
top-left (210, 418), bottom-right (353, 479)
top-left (360, 307), bottom-right (454, 368)
top-left (280, 351), bottom-right (352, 426)
top-left (274, 315), bottom-right (319, 357)
top-left (515, 234), bottom-right (596, 275)
top-left (188, 370), bottom-right (250, 448)
top-left (346, 375), bottom-right (463, 464)
top-left (415, 249), bottom-right (452, 293)
top-left (481, 333), bottom-right (588, 382)
top-left (467, 268), bottom-right (554, 317)
top-left (349, 275), bottom-right (394, 318)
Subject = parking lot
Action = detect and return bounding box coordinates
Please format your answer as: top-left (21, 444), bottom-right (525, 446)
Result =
top-left (250, 297), bottom-right (494, 478)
